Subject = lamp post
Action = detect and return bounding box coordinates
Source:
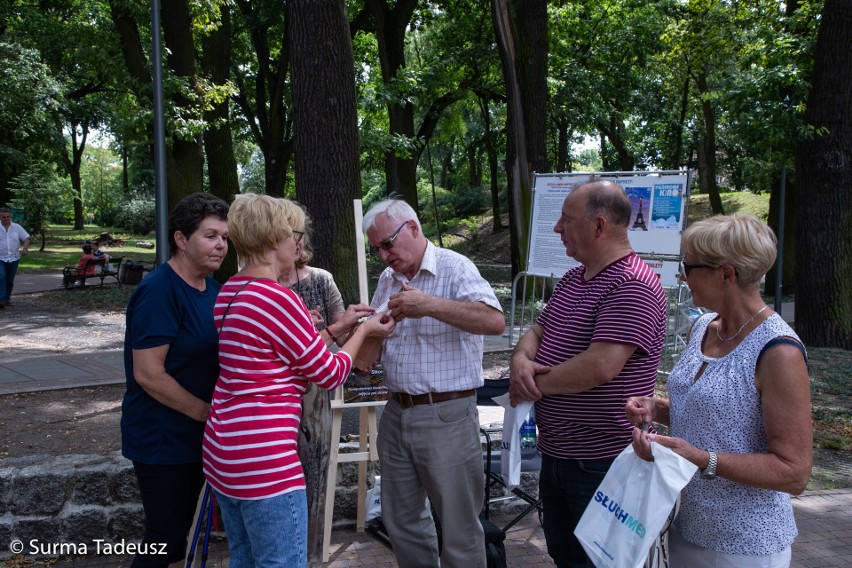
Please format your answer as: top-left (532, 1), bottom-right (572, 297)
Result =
top-left (774, 95), bottom-right (792, 315)
top-left (774, 165), bottom-right (786, 314)
top-left (151, 0), bottom-right (169, 266)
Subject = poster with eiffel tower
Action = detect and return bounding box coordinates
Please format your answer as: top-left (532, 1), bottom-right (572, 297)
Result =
top-left (527, 171), bottom-right (689, 286)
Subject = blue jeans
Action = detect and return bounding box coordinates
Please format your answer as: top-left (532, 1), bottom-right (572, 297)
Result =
top-left (539, 453), bottom-right (614, 568)
top-left (0, 260), bottom-right (18, 302)
top-left (213, 489), bottom-right (308, 568)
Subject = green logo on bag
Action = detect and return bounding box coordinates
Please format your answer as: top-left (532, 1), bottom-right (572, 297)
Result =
top-left (594, 491), bottom-right (646, 538)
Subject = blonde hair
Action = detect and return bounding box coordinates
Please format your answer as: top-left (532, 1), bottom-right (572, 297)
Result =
top-left (682, 214), bottom-right (777, 285)
top-left (228, 194), bottom-right (304, 266)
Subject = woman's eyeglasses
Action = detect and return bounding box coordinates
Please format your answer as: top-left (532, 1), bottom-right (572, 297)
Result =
top-left (680, 262), bottom-right (716, 278)
top-left (292, 230), bottom-right (305, 244)
top-left (368, 221), bottom-right (408, 256)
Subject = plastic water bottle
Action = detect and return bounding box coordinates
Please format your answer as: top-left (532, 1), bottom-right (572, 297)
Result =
top-left (520, 416), bottom-right (537, 449)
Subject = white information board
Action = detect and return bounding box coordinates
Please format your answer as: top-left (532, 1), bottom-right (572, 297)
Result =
top-left (526, 172), bottom-right (687, 284)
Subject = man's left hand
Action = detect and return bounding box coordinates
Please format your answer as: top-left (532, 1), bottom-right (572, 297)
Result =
top-left (388, 283), bottom-right (429, 320)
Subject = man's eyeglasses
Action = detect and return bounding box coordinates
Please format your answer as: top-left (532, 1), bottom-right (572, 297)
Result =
top-left (369, 221), bottom-right (409, 256)
top-left (680, 261), bottom-right (716, 278)
top-left (292, 230), bottom-right (305, 244)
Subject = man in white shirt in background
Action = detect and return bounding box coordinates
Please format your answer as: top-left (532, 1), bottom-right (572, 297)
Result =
top-left (0, 207), bottom-right (30, 308)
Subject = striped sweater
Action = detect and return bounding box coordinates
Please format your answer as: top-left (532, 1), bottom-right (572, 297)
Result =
top-left (202, 277), bottom-right (352, 500)
top-left (534, 252), bottom-right (667, 460)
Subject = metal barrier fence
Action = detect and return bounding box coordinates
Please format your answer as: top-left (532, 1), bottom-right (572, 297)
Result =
top-left (505, 271), bottom-right (702, 379)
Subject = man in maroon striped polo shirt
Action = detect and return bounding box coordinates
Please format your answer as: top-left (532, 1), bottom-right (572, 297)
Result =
top-left (509, 180), bottom-right (667, 567)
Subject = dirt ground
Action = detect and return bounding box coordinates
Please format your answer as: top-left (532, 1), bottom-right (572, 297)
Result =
top-left (0, 352), bottom-right (511, 460)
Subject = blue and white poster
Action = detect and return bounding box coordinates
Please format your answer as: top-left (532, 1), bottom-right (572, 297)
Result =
top-left (528, 172), bottom-right (688, 277)
top-left (651, 184), bottom-right (684, 229)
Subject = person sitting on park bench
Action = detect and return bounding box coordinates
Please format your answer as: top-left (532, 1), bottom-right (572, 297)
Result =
top-left (90, 239), bottom-right (111, 263)
top-left (63, 244), bottom-right (97, 288)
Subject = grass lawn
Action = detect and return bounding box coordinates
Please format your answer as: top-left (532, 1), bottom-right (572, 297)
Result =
top-left (688, 191), bottom-right (770, 224)
top-left (18, 225), bottom-right (156, 272)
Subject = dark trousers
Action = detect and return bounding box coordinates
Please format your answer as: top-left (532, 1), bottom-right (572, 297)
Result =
top-left (131, 461), bottom-right (205, 567)
top-left (539, 453), bottom-right (614, 568)
top-left (0, 260), bottom-right (18, 301)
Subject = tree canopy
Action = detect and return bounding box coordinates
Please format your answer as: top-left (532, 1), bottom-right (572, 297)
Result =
top-left (2, 0), bottom-right (849, 347)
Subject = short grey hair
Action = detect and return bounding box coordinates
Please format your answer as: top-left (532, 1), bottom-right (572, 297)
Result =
top-left (682, 214), bottom-right (777, 285)
top-left (578, 181), bottom-right (632, 227)
top-left (362, 199), bottom-right (422, 234)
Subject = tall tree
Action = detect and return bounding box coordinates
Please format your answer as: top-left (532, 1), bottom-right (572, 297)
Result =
top-left (200, 3), bottom-right (240, 200)
top-left (109, 0), bottom-right (205, 208)
top-left (794, 0), bottom-right (852, 349)
top-left (491, 0), bottom-right (548, 276)
top-left (231, 0), bottom-right (294, 196)
top-left (0, 41), bottom-right (60, 206)
top-left (289, 3), bottom-right (362, 561)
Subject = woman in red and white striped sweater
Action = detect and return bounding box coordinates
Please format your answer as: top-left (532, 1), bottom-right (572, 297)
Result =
top-left (202, 194), bottom-right (395, 567)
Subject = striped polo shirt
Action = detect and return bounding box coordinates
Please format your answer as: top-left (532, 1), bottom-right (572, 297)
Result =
top-left (534, 252), bottom-right (667, 460)
top-left (202, 277), bottom-right (352, 500)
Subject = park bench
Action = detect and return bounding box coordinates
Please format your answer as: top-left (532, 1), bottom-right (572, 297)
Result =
top-left (62, 256), bottom-right (124, 289)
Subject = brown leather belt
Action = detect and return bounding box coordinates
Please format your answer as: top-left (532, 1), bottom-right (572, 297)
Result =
top-left (391, 389), bottom-right (475, 408)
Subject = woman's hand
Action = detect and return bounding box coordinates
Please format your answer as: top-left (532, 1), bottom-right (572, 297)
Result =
top-left (625, 396), bottom-right (656, 428)
top-left (360, 313), bottom-right (396, 338)
top-left (632, 428), bottom-right (706, 467)
top-left (338, 303), bottom-right (375, 328)
top-left (308, 306), bottom-right (324, 327)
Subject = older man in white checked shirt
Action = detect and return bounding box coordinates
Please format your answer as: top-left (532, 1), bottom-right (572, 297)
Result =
top-left (363, 199), bottom-right (505, 568)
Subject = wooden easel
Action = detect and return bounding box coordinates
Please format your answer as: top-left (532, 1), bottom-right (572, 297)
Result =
top-left (321, 390), bottom-right (384, 563)
top-left (319, 198), bottom-right (385, 562)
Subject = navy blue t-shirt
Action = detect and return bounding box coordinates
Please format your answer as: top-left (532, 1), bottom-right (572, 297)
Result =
top-left (121, 263), bottom-right (221, 464)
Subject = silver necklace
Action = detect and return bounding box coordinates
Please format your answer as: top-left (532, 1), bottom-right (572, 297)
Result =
top-left (716, 305), bottom-right (769, 342)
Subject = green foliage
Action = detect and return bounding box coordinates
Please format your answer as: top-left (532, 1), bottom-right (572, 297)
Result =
top-left (81, 145), bottom-right (124, 225)
top-left (0, 40), bottom-right (63, 199)
top-left (574, 148), bottom-right (603, 171)
top-left (8, 162), bottom-right (70, 242)
top-left (114, 198), bottom-right (156, 236)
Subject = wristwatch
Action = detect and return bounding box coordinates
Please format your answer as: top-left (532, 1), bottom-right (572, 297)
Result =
top-left (700, 450), bottom-right (718, 479)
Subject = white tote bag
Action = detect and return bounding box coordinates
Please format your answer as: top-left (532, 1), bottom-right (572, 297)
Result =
top-left (574, 443), bottom-right (697, 568)
top-left (491, 394), bottom-right (532, 490)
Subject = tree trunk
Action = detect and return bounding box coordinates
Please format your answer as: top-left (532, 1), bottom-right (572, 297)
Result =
top-left (366, 0), bottom-right (420, 211)
top-left (600, 114), bottom-right (635, 171)
top-left (289, 1), bottom-right (362, 562)
top-left (108, 0), bottom-right (204, 209)
top-left (794, 0), bottom-right (852, 348)
top-left (765, 169), bottom-right (796, 299)
top-left (201, 6), bottom-right (239, 203)
top-left (63, 122), bottom-right (88, 231)
top-left (491, 0), bottom-right (548, 277)
top-left (201, 4), bottom-right (240, 281)
top-left (696, 70), bottom-right (724, 214)
top-left (160, 0), bottom-right (205, 208)
top-left (556, 117), bottom-right (570, 172)
top-left (232, 0), bottom-right (294, 197)
top-left (478, 96), bottom-right (503, 232)
top-left (672, 75), bottom-right (690, 169)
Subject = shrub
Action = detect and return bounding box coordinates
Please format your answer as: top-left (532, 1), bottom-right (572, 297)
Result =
top-left (115, 198), bottom-right (156, 235)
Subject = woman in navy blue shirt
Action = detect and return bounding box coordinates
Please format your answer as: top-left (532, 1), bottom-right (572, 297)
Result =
top-left (121, 193), bottom-right (229, 567)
